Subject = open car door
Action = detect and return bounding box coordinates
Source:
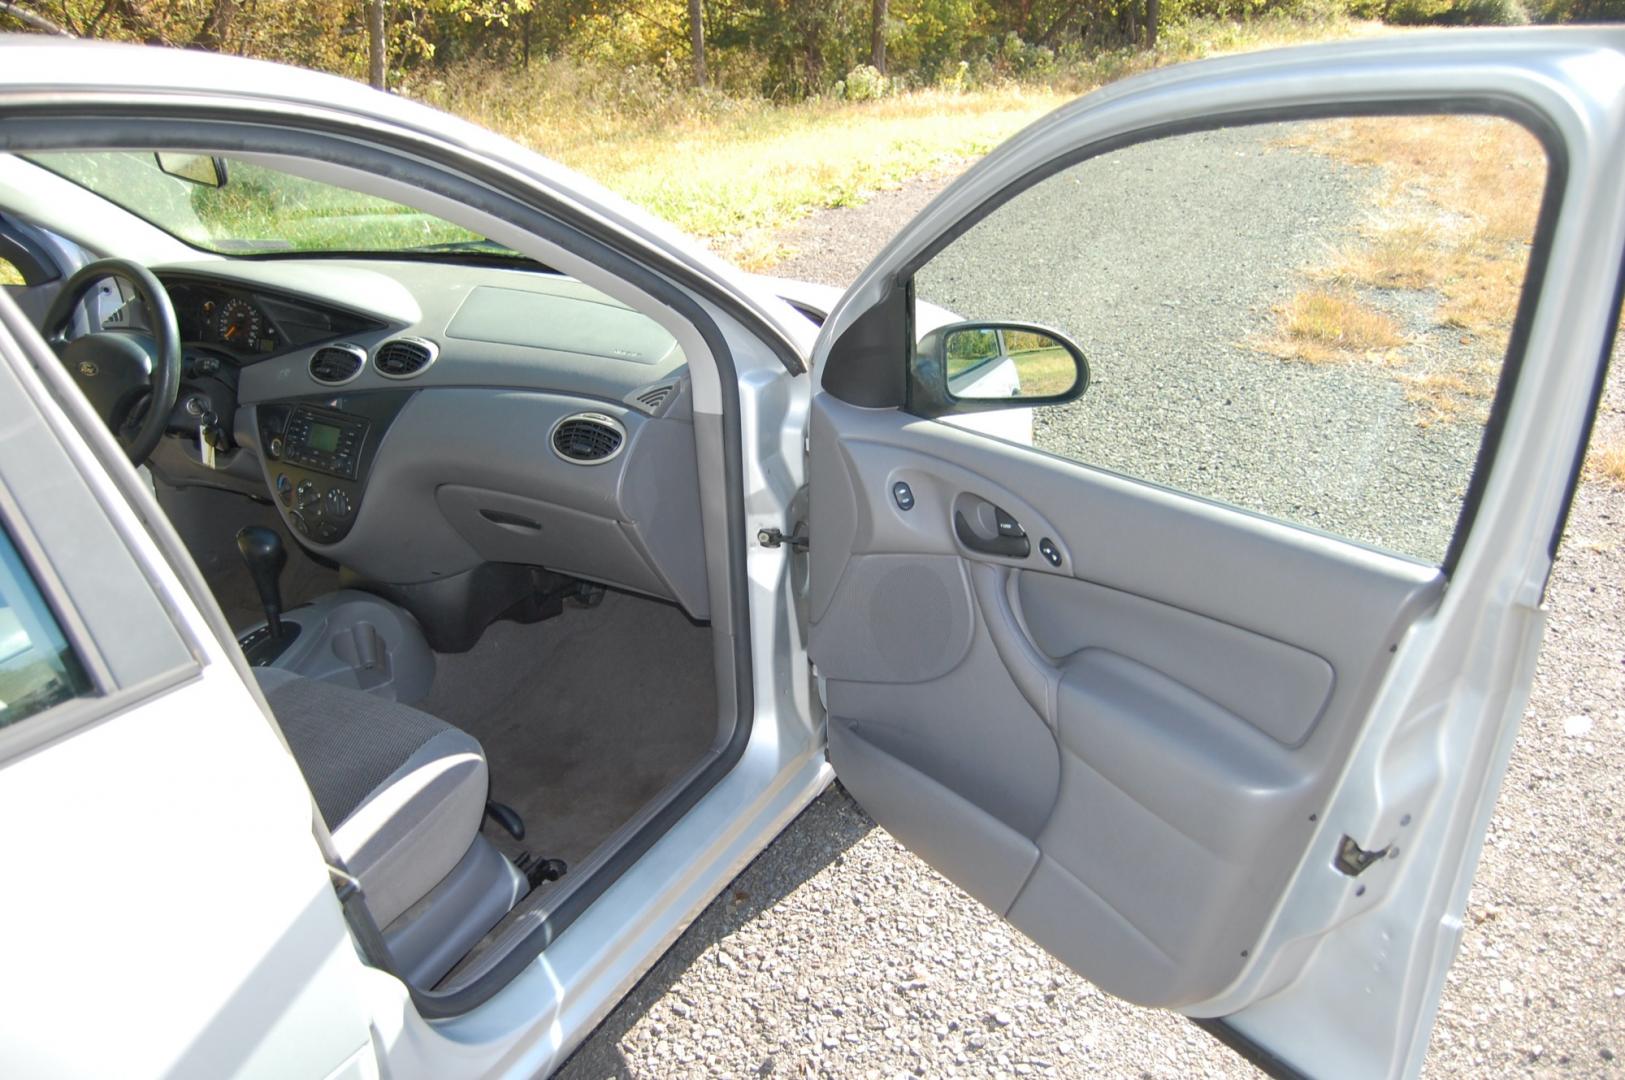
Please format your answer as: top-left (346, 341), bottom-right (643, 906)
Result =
top-left (805, 30), bottom-right (1625, 1079)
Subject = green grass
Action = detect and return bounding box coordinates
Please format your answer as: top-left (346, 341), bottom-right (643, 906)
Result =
top-left (415, 14), bottom-right (1380, 269)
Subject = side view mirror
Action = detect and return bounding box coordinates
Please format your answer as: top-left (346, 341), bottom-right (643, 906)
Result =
top-left (154, 153), bottom-right (229, 188)
top-left (908, 320), bottom-right (1089, 418)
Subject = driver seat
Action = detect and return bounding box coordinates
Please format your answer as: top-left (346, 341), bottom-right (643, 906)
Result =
top-left (255, 668), bottom-right (526, 986)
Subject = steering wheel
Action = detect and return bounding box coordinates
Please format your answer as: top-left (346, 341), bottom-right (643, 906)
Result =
top-left (41, 258), bottom-right (182, 465)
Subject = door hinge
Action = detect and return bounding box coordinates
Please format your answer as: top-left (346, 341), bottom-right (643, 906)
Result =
top-left (1333, 834), bottom-right (1391, 877)
top-left (758, 522), bottom-right (809, 551)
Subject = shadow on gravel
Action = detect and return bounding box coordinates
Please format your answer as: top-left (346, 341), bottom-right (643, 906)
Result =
top-left (557, 782), bottom-right (875, 1078)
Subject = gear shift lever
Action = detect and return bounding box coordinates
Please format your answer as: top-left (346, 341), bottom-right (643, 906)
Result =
top-left (236, 526), bottom-right (289, 642)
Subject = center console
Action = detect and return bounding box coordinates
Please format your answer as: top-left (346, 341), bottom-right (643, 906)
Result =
top-left (255, 391), bottom-right (412, 545)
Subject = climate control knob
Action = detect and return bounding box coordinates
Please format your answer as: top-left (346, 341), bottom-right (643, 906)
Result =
top-left (325, 487), bottom-right (352, 519)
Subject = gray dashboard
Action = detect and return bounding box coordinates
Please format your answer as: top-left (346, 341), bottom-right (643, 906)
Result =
top-left (152, 257), bottom-right (708, 623)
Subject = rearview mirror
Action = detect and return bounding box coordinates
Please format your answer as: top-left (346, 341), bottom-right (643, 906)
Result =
top-left (909, 321), bottom-right (1088, 417)
top-left (154, 153), bottom-right (229, 188)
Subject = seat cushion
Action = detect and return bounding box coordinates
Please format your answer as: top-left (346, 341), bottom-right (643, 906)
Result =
top-left (255, 668), bottom-right (488, 927)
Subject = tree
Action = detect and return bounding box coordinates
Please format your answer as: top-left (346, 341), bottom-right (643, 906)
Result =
top-left (368, 0), bottom-right (386, 89)
top-left (869, 0), bottom-right (887, 73)
top-left (191, 0), bottom-right (239, 52)
top-left (689, 0), bottom-right (706, 87)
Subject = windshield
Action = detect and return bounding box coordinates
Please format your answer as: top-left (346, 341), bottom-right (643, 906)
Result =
top-left (26, 151), bottom-right (522, 258)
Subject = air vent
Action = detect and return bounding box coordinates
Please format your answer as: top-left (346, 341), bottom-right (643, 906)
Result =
top-left (551, 413), bottom-right (626, 465)
top-left (308, 344), bottom-right (365, 386)
top-left (630, 383), bottom-right (675, 414)
top-left (373, 337), bottom-right (439, 379)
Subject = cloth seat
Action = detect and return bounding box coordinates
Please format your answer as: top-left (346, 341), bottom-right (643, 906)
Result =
top-left (254, 668), bottom-right (488, 928)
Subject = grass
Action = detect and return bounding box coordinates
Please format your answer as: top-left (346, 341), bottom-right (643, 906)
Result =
top-left (0, 258), bottom-right (22, 286)
top-left (414, 15), bottom-right (1380, 268)
top-left (1265, 287), bottom-right (1404, 364)
top-left (1588, 435), bottom-right (1625, 489)
top-left (1258, 114), bottom-right (1546, 426)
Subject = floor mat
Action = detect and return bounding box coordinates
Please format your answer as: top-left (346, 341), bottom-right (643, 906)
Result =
top-left (419, 588), bottom-right (717, 874)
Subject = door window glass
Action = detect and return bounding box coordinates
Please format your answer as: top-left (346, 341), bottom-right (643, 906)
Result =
top-left (0, 526), bottom-right (93, 730)
top-left (913, 115), bottom-right (1549, 564)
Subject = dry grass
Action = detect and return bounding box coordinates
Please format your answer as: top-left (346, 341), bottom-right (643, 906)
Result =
top-left (0, 257), bottom-right (22, 287)
top-left (1288, 115), bottom-right (1545, 347)
top-left (1587, 434), bottom-right (1625, 489)
top-left (1265, 287), bottom-right (1405, 364)
top-left (1259, 114), bottom-right (1546, 425)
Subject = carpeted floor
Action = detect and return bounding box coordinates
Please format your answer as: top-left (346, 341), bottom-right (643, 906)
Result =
top-left (420, 589), bottom-right (718, 874)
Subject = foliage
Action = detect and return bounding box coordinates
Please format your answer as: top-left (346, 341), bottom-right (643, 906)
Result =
top-left (5, 0), bottom-right (1616, 101)
top-left (1383, 0), bottom-right (1529, 24)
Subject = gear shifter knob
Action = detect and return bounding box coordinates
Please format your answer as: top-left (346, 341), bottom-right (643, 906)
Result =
top-left (235, 526), bottom-right (288, 640)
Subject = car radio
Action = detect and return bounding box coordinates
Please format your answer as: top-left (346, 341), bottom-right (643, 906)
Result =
top-left (280, 406), bottom-right (368, 480)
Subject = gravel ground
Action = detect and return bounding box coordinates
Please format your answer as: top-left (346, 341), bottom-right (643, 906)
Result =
top-left (562, 128), bottom-right (1625, 1078)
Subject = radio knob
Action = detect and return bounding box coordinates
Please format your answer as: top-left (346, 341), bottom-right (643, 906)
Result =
top-left (268, 435), bottom-right (284, 459)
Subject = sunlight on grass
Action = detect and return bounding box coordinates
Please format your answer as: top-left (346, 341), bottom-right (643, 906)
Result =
top-left (1262, 288), bottom-right (1404, 364)
top-left (416, 16), bottom-right (1376, 267)
top-left (1587, 435), bottom-right (1625, 490)
top-left (1260, 114), bottom-right (1545, 426)
top-left (1288, 115), bottom-right (1545, 348)
top-left (0, 257), bottom-right (23, 286)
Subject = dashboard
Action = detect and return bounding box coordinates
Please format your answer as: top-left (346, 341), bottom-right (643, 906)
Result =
top-left (165, 275), bottom-right (385, 361)
top-left (144, 258), bottom-right (711, 636)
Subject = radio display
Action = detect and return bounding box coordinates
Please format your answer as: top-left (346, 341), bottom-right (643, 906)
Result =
top-left (307, 422), bottom-right (342, 453)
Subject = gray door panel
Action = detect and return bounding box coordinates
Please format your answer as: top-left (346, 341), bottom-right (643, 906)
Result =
top-left (810, 393), bottom-right (1443, 1008)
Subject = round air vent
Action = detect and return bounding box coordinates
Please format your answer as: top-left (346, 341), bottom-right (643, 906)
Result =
top-left (550, 412), bottom-right (626, 465)
top-left (308, 344), bottom-right (366, 386)
top-left (373, 336), bottom-right (439, 379)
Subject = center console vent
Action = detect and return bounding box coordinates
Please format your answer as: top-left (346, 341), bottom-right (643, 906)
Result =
top-left (373, 337), bottom-right (439, 379)
top-left (308, 344), bottom-right (366, 386)
top-left (551, 413), bottom-right (625, 464)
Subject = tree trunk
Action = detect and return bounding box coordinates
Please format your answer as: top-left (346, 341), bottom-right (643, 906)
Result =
top-left (367, 0), bottom-right (386, 91)
top-left (869, 0), bottom-right (888, 74)
top-left (191, 0), bottom-right (237, 51)
top-left (1145, 0), bottom-right (1158, 48)
top-left (688, 0), bottom-right (706, 88)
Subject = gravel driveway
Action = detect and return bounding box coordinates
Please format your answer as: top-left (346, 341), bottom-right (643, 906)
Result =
top-left (561, 127), bottom-right (1624, 1078)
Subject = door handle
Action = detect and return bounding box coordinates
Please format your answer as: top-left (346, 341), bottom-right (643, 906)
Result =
top-left (954, 506), bottom-right (1031, 559)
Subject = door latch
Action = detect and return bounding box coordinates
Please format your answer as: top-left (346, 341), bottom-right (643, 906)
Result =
top-left (757, 523), bottom-right (809, 551)
top-left (1333, 834), bottom-right (1391, 877)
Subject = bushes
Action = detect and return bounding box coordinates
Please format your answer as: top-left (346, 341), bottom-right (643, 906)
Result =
top-left (1384, 0), bottom-right (1530, 24)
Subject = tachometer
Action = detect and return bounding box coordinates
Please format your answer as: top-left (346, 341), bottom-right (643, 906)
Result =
top-left (217, 297), bottom-right (262, 351)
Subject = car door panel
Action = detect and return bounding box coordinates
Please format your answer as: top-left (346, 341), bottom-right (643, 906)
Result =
top-left (811, 391), bottom-right (1446, 1009)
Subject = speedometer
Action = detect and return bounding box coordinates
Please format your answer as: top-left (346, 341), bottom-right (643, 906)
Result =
top-left (217, 297), bottom-right (262, 351)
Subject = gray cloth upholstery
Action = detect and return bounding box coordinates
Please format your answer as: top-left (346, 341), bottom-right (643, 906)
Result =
top-left (256, 668), bottom-right (489, 927)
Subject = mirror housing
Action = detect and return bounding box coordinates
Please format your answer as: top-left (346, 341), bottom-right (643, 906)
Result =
top-left (908, 320), bottom-right (1088, 418)
top-left (154, 153), bottom-right (229, 188)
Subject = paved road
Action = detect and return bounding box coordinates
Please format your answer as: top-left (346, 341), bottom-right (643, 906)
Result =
top-left (561, 129), bottom-right (1624, 1077)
